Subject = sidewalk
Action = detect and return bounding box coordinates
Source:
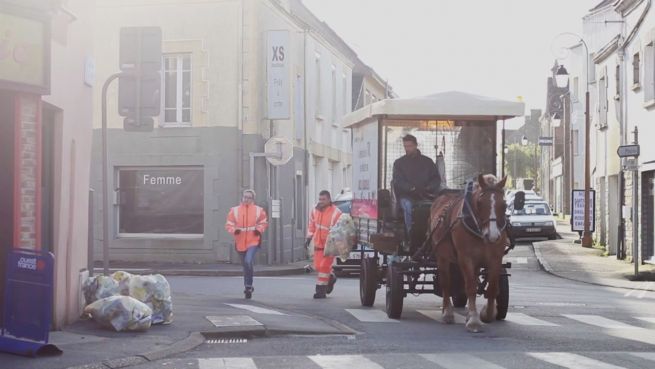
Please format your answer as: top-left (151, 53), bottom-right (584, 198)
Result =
top-left (92, 260), bottom-right (310, 277)
top-left (0, 266), bottom-right (347, 369)
top-left (533, 222), bottom-right (655, 291)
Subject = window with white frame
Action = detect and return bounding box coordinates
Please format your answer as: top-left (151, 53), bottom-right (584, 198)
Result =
top-left (599, 74), bottom-right (608, 128)
top-left (331, 65), bottom-right (337, 123)
top-left (615, 64), bottom-right (620, 97)
top-left (342, 73), bottom-right (348, 116)
top-left (315, 54), bottom-right (322, 117)
top-left (573, 77), bottom-right (579, 101)
top-left (633, 52), bottom-right (640, 86)
top-left (644, 42), bottom-right (654, 102)
top-left (162, 54), bottom-right (192, 125)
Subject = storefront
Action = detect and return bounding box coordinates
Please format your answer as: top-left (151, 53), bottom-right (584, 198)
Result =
top-left (0, 2), bottom-right (50, 325)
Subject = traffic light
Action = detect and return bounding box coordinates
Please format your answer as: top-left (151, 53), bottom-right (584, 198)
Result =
top-left (118, 27), bottom-right (162, 132)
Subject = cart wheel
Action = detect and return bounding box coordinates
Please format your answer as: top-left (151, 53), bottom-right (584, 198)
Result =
top-left (360, 257), bottom-right (378, 307)
top-left (385, 264), bottom-right (404, 319)
top-left (496, 268), bottom-right (509, 320)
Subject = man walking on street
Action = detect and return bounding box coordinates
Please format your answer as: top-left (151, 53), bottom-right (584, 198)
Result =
top-left (226, 189), bottom-right (268, 299)
top-left (306, 190), bottom-right (342, 299)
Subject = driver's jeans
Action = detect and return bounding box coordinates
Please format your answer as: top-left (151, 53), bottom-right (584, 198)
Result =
top-left (399, 197), bottom-right (414, 235)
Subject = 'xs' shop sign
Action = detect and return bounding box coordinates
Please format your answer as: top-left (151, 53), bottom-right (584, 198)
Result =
top-left (266, 30), bottom-right (290, 120)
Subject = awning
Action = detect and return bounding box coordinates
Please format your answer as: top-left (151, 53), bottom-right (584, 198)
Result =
top-left (343, 91), bottom-right (525, 128)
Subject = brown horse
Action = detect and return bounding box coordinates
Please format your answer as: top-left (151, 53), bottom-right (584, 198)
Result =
top-left (430, 174), bottom-right (508, 332)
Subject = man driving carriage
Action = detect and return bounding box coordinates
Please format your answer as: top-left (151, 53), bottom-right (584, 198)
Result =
top-left (392, 134), bottom-right (442, 236)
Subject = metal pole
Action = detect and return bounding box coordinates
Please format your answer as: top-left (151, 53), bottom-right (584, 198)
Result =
top-left (102, 73), bottom-right (123, 276)
top-left (633, 127), bottom-right (639, 277)
top-left (501, 120), bottom-right (506, 178)
top-left (88, 188), bottom-right (95, 277)
top-left (581, 37), bottom-right (593, 247)
top-left (582, 89), bottom-right (593, 247)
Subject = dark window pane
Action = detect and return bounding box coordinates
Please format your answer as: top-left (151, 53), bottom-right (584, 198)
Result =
top-left (182, 55), bottom-right (191, 70)
top-left (182, 109), bottom-right (190, 123)
top-left (165, 71), bottom-right (177, 109)
top-left (119, 168), bottom-right (204, 234)
top-left (183, 71), bottom-right (191, 108)
top-left (164, 57), bottom-right (177, 71)
top-left (165, 109), bottom-right (176, 122)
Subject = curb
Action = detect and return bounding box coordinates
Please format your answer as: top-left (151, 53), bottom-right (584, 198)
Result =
top-left (65, 332), bottom-right (205, 369)
top-left (92, 267), bottom-right (307, 277)
top-left (532, 241), bottom-right (655, 292)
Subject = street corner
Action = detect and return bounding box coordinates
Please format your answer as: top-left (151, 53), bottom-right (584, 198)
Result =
top-left (200, 301), bottom-right (355, 338)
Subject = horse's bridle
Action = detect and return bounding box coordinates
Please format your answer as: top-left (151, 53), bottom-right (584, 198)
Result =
top-left (475, 188), bottom-right (507, 233)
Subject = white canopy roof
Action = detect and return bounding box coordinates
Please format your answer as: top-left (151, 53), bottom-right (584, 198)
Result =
top-left (343, 91), bottom-right (525, 128)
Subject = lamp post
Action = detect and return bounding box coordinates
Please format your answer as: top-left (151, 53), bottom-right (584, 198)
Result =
top-left (554, 34), bottom-right (593, 248)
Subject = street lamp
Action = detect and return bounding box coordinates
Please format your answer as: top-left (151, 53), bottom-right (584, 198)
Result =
top-left (551, 33), bottom-right (593, 248)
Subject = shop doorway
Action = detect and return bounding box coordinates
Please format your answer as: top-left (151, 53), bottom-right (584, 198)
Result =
top-left (0, 91), bottom-right (17, 325)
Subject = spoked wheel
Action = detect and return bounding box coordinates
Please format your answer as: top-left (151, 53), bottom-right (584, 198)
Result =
top-left (360, 256), bottom-right (378, 307)
top-left (496, 267), bottom-right (509, 320)
top-left (385, 264), bottom-right (405, 319)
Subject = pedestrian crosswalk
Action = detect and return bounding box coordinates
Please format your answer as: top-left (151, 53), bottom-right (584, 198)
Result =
top-left (173, 351), bottom-right (655, 369)
top-left (345, 307), bottom-right (655, 331)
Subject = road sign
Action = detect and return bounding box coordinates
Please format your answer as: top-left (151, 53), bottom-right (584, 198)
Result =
top-left (123, 116), bottom-right (154, 132)
top-left (538, 136), bottom-right (553, 146)
top-left (571, 189), bottom-right (595, 233)
top-left (623, 158), bottom-right (639, 171)
top-left (264, 136), bottom-right (293, 166)
top-left (617, 144), bottom-right (640, 158)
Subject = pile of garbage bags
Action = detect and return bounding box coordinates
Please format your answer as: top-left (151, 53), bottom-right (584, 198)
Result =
top-left (82, 271), bottom-right (173, 332)
top-left (324, 214), bottom-right (357, 261)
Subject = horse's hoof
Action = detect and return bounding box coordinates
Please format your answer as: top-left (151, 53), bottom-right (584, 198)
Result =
top-left (442, 313), bottom-right (455, 324)
top-left (466, 320), bottom-right (484, 333)
top-left (480, 305), bottom-right (495, 323)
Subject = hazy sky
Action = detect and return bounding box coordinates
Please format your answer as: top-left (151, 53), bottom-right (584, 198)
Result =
top-left (303, 0), bottom-right (600, 127)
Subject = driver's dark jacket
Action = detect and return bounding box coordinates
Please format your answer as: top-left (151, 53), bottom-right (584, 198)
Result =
top-left (392, 150), bottom-right (441, 200)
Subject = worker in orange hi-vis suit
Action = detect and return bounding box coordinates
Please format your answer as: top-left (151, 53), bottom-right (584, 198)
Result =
top-left (305, 190), bottom-right (342, 299)
top-left (225, 189), bottom-right (268, 299)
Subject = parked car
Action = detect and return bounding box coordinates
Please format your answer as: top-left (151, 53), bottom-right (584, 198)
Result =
top-left (506, 190), bottom-right (543, 215)
top-left (509, 201), bottom-right (558, 240)
top-left (333, 190), bottom-right (352, 214)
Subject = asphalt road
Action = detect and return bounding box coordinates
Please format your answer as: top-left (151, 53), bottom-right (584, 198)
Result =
top-left (128, 241), bottom-right (655, 369)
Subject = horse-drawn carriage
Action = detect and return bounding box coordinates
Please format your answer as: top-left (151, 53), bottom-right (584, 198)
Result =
top-left (342, 91), bottom-right (525, 332)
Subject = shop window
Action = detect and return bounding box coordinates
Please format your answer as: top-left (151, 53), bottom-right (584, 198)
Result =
top-left (162, 54), bottom-right (192, 126)
top-left (118, 167), bottom-right (204, 235)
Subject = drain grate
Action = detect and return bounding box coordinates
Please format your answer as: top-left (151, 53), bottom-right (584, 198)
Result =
top-left (205, 338), bottom-right (248, 344)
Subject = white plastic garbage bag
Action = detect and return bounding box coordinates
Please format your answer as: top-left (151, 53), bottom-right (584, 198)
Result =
top-left (324, 214), bottom-right (357, 261)
top-left (125, 274), bottom-right (174, 325)
top-left (83, 296), bottom-right (152, 332)
top-left (82, 275), bottom-right (120, 306)
top-left (81, 271), bottom-right (174, 325)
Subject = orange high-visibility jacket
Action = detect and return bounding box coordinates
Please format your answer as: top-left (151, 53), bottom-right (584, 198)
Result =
top-left (225, 204), bottom-right (268, 252)
top-left (307, 204), bottom-right (342, 249)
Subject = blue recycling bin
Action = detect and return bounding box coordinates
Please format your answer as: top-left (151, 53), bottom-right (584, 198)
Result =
top-left (0, 249), bottom-right (62, 357)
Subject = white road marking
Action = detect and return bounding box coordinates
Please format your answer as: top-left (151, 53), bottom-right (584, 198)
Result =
top-left (421, 353), bottom-right (506, 369)
top-left (417, 309), bottom-right (467, 324)
top-left (527, 352), bottom-right (626, 369)
top-left (198, 358), bottom-right (257, 369)
top-left (345, 309), bottom-right (399, 323)
top-left (637, 317), bottom-right (655, 325)
top-left (631, 352), bottom-right (655, 361)
top-left (607, 328), bottom-right (655, 346)
top-left (225, 304), bottom-right (287, 315)
top-left (506, 257), bottom-right (528, 264)
top-left (562, 314), bottom-right (640, 329)
top-left (309, 354), bottom-right (384, 369)
top-left (506, 313), bottom-right (559, 326)
top-left (624, 289), bottom-right (638, 298)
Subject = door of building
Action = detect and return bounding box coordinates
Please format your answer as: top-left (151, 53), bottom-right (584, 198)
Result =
top-left (0, 91), bottom-right (17, 326)
top-left (608, 175), bottom-right (619, 255)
